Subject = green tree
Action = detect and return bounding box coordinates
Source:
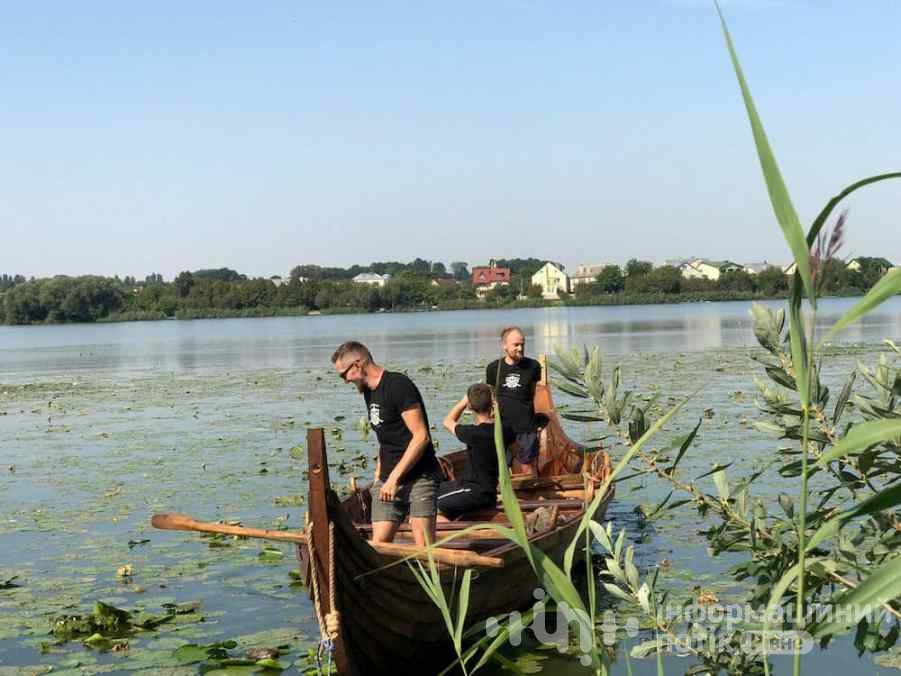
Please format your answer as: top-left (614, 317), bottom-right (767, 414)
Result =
top-left (192, 268), bottom-right (246, 282)
top-left (450, 262), bottom-right (470, 281)
top-left (819, 258), bottom-right (849, 293)
top-left (847, 257), bottom-right (893, 290)
top-left (174, 271), bottom-right (194, 298)
top-left (718, 269), bottom-right (755, 292)
top-left (755, 265), bottom-right (788, 295)
top-left (573, 282), bottom-right (597, 298)
top-left (2, 282), bottom-right (45, 324)
top-left (627, 265), bottom-right (681, 293)
top-left (595, 265), bottom-right (625, 293)
top-left (625, 259), bottom-right (653, 277)
top-left (526, 284), bottom-right (543, 299)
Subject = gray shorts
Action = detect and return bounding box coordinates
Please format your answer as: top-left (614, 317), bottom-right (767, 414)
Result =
top-left (371, 472), bottom-right (439, 522)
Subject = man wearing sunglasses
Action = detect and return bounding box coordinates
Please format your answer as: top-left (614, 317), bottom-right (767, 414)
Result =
top-left (331, 341), bottom-right (440, 546)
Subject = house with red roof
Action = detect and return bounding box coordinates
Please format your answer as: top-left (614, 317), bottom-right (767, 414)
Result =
top-left (471, 259), bottom-right (511, 298)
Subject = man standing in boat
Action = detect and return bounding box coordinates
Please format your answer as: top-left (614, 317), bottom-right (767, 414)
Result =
top-left (486, 326), bottom-right (542, 476)
top-left (331, 341), bottom-right (440, 546)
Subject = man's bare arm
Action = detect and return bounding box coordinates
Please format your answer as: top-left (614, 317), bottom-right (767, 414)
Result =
top-left (442, 395), bottom-right (468, 436)
top-left (378, 405), bottom-right (430, 501)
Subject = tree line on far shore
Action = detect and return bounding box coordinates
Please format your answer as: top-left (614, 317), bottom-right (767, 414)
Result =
top-left (0, 256), bottom-right (894, 325)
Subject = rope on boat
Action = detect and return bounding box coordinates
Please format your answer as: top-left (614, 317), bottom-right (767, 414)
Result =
top-left (305, 512), bottom-right (340, 674)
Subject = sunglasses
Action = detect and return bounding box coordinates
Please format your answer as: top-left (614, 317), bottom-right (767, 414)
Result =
top-left (338, 359), bottom-right (361, 381)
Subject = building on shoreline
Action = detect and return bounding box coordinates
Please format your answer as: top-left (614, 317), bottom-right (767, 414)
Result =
top-left (679, 258), bottom-right (742, 281)
top-left (531, 262), bottom-right (570, 299)
top-left (352, 273), bottom-right (391, 287)
top-left (471, 260), bottom-right (511, 299)
top-left (742, 262), bottom-right (773, 275)
top-left (571, 263), bottom-right (617, 287)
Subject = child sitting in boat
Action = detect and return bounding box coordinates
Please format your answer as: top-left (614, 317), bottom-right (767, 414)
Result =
top-left (437, 383), bottom-right (515, 520)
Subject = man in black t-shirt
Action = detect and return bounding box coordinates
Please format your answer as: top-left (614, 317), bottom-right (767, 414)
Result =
top-left (485, 326), bottom-right (542, 475)
top-left (331, 341), bottom-right (440, 545)
top-left (437, 383), bottom-right (515, 520)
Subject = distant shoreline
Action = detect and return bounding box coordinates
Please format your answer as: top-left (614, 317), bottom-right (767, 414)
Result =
top-left (1, 289), bottom-right (875, 327)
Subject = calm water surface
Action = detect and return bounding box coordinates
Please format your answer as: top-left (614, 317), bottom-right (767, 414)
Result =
top-left (1, 297), bottom-right (899, 379)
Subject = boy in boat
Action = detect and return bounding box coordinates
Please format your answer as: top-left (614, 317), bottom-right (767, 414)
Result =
top-left (485, 326), bottom-right (542, 476)
top-left (331, 341), bottom-right (440, 546)
top-left (437, 383), bottom-right (515, 520)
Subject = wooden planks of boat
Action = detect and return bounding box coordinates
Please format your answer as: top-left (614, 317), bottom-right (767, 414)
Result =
top-left (300, 368), bottom-right (614, 676)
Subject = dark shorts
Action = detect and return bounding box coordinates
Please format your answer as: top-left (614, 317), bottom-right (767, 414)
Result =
top-left (436, 480), bottom-right (495, 520)
top-left (371, 472), bottom-right (439, 522)
top-left (514, 431), bottom-right (540, 465)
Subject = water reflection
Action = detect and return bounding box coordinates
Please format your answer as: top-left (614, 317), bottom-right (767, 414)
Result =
top-left (0, 297), bottom-right (899, 380)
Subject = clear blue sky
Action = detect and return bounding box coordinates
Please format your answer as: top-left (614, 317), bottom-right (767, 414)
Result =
top-left (2, 1), bottom-right (899, 280)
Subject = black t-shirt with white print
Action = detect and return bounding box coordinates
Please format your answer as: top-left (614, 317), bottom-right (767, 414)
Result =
top-left (455, 422), bottom-right (515, 497)
top-left (363, 370), bottom-right (439, 482)
top-left (486, 357), bottom-right (542, 433)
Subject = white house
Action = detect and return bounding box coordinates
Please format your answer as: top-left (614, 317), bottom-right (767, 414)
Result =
top-left (679, 259), bottom-right (741, 281)
top-left (571, 263), bottom-right (617, 286)
top-left (531, 263), bottom-right (570, 299)
top-left (742, 262), bottom-right (773, 275)
top-left (352, 273), bottom-right (390, 287)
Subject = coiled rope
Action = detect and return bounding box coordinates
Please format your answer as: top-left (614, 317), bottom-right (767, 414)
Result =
top-left (305, 512), bottom-right (340, 674)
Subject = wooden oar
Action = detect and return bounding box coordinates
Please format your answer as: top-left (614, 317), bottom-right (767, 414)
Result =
top-left (151, 513), bottom-right (505, 569)
top-left (502, 498), bottom-right (585, 510)
top-left (509, 474), bottom-right (585, 490)
top-left (355, 521), bottom-right (509, 540)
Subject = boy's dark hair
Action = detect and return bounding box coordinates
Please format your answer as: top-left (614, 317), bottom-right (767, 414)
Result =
top-left (330, 341), bottom-right (373, 364)
top-left (467, 383), bottom-right (493, 414)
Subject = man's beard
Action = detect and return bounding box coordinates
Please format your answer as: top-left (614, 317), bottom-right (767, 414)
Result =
top-left (354, 380), bottom-right (366, 393)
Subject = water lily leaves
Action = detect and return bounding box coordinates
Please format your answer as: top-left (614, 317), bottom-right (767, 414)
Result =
top-left (173, 640), bottom-right (285, 673)
top-left (82, 632), bottom-right (121, 651)
top-left (93, 601), bottom-right (132, 631)
top-left (52, 614), bottom-right (96, 640)
top-left (257, 547), bottom-right (285, 562)
top-left (175, 639), bottom-right (239, 664)
top-left (273, 495), bottom-right (304, 507)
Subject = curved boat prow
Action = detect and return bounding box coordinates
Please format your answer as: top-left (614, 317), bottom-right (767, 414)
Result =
top-left (526, 354), bottom-right (589, 477)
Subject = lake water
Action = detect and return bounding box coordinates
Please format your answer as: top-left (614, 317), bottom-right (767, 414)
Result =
top-left (1, 298), bottom-right (899, 675)
top-left (2, 297), bottom-right (899, 380)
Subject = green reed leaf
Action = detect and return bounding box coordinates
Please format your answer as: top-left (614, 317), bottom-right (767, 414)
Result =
top-left (454, 569), bottom-right (473, 651)
top-left (832, 371), bottom-right (856, 425)
top-left (818, 419), bottom-right (901, 465)
top-left (716, 2), bottom-right (814, 306)
top-left (809, 555), bottom-right (901, 638)
top-left (788, 281), bottom-right (810, 408)
top-left (666, 418), bottom-right (702, 474)
top-left (822, 268), bottom-right (901, 344)
top-left (806, 482), bottom-right (901, 551)
top-left (806, 173), bottom-right (901, 246)
top-left (493, 403), bottom-right (528, 550)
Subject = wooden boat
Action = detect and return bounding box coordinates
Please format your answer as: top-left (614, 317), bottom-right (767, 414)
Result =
top-left (299, 367), bottom-right (614, 675)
